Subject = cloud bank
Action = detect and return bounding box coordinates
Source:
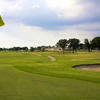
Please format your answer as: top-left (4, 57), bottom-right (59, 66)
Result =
top-left (0, 0), bottom-right (100, 47)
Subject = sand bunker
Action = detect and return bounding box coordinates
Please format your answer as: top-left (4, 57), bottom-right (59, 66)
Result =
top-left (74, 64), bottom-right (100, 72)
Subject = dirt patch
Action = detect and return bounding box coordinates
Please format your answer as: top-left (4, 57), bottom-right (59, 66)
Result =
top-left (48, 56), bottom-right (56, 62)
top-left (73, 64), bottom-right (100, 72)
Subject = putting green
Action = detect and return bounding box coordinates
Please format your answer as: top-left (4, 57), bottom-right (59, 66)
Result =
top-left (0, 51), bottom-right (100, 100)
top-left (0, 64), bottom-right (100, 100)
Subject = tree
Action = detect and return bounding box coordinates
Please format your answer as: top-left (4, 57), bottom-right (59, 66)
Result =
top-left (41, 47), bottom-right (45, 52)
top-left (21, 47), bottom-right (28, 51)
top-left (79, 43), bottom-right (84, 50)
top-left (37, 46), bottom-right (42, 51)
top-left (57, 39), bottom-right (67, 54)
top-left (13, 47), bottom-right (21, 51)
top-left (68, 38), bottom-right (80, 53)
top-left (0, 16), bottom-right (4, 26)
top-left (91, 37), bottom-right (100, 50)
top-left (84, 39), bottom-right (91, 52)
top-left (30, 47), bottom-right (35, 52)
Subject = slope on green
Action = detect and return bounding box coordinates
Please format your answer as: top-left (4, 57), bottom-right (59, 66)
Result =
top-left (14, 51), bottom-right (100, 83)
top-left (0, 51), bottom-right (100, 100)
top-left (0, 64), bottom-right (100, 100)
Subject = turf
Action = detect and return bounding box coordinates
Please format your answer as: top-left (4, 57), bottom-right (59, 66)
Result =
top-left (0, 51), bottom-right (100, 100)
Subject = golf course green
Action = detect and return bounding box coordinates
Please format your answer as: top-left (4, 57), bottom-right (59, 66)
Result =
top-left (0, 51), bottom-right (100, 100)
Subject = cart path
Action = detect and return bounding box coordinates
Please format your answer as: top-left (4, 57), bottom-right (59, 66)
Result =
top-left (48, 56), bottom-right (56, 61)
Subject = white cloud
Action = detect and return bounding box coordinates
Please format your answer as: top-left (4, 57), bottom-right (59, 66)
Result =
top-left (0, 32), bottom-right (26, 48)
top-left (18, 24), bottom-right (59, 46)
top-left (32, 4), bottom-right (40, 9)
top-left (64, 22), bottom-right (100, 31)
top-left (0, 0), bottom-right (25, 15)
top-left (61, 30), bottom-right (97, 43)
top-left (0, 21), bottom-right (99, 47)
top-left (0, 21), bottom-right (61, 47)
top-left (45, 0), bottom-right (84, 18)
top-left (0, 0), bottom-right (100, 47)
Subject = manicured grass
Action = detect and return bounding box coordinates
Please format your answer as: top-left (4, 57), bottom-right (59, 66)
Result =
top-left (0, 51), bottom-right (100, 100)
top-left (15, 51), bottom-right (100, 83)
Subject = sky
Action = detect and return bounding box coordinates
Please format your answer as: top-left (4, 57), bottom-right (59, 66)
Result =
top-left (0, 0), bottom-right (100, 47)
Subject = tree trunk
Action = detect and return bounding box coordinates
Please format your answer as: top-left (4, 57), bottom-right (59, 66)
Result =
top-left (88, 47), bottom-right (91, 52)
top-left (72, 48), bottom-right (74, 53)
top-left (62, 48), bottom-right (64, 54)
top-left (88, 49), bottom-right (90, 52)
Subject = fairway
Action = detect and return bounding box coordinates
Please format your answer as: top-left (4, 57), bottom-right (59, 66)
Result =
top-left (0, 51), bottom-right (100, 100)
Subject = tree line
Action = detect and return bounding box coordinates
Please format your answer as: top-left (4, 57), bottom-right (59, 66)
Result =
top-left (0, 46), bottom-right (48, 52)
top-left (0, 37), bottom-right (100, 53)
top-left (57, 37), bottom-right (100, 53)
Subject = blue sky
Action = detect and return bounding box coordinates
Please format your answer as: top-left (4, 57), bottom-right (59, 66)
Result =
top-left (0, 0), bottom-right (100, 47)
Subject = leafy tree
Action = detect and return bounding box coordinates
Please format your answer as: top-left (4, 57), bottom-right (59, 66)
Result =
top-left (36, 46), bottom-right (47, 51)
top-left (37, 46), bottom-right (42, 51)
top-left (79, 43), bottom-right (84, 49)
top-left (41, 47), bottom-right (45, 52)
top-left (13, 47), bottom-right (21, 51)
top-left (30, 47), bottom-right (35, 52)
top-left (68, 38), bottom-right (80, 53)
top-left (84, 39), bottom-right (91, 52)
top-left (0, 48), bottom-right (3, 51)
top-left (22, 47), bottom-right (28, 51)
top-left (91, 37), bottom-right (100, 50)
top-left (0, 16), bottom-right (4, 26)
top-left (57, 39), bottom-right (67, 54)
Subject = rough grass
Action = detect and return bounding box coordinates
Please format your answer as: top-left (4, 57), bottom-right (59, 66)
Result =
top-left (0, 51), bottom-right (100, 100)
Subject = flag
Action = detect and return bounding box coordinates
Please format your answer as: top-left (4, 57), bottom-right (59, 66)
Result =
top-left (0, 16), bottom-right (4, 26)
